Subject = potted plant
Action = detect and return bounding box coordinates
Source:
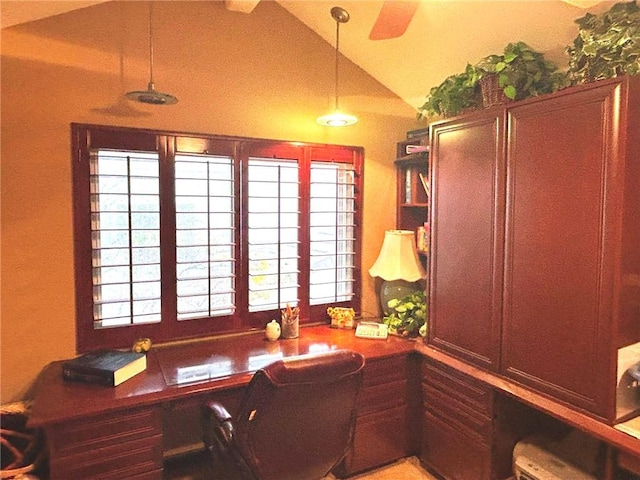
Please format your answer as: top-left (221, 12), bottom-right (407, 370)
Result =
top-left (566, 0), bottom-right (640, 84)
top-left (382, 290), bottom-right (427, 337)
top-left (475, 42), bottom-right (569, 104)
top-left (417, 63), bottom-right (482, 119)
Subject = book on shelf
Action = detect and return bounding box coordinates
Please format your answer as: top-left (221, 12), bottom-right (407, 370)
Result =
top-left (62, 349), bottom-right (147, 386)
top-left (418, 173), bottom-right (430, 197)
top-left (416, 223), bottom-right (430, 254)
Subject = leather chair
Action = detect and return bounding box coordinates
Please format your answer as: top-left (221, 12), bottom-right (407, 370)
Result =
top-left (202, 349), bottom-right (365, 480)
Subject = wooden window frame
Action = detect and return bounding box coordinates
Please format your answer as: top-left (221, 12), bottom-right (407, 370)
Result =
top-left (72, 124), bottom-right (363, 352)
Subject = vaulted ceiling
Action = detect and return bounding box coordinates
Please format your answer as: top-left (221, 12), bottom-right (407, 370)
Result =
top-left (0, 0), bottom-right (618, 110)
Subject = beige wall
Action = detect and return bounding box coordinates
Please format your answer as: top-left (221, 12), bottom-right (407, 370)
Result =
top-left (0, 1), bottom-right (421, 403)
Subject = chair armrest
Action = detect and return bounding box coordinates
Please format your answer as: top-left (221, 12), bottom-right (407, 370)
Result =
top-left (203, 401), bottom-right (235, 446)
top-left (205, 401), bottom-right (233, 423)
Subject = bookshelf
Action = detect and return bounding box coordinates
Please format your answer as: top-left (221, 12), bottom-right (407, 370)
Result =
top-left (395, 132), bottom-right (429, 255)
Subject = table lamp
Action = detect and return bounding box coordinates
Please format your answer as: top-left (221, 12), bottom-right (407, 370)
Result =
top-left (369, 230), bottom-right (426, 315)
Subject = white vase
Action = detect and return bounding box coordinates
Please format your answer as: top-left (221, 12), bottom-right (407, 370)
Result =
top-left (265, 320), bottom-right (281, 341)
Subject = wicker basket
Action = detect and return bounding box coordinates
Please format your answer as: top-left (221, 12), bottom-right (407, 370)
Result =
top-left (479, 74), bottom-right (511, 108)
top-left (1, 402), bottom-right (43, 479)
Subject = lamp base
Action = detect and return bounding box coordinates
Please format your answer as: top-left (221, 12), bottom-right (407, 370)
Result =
top-left (380, 279), bottom-right (421, 316)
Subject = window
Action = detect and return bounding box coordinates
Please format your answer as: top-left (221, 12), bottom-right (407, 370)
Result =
top-left (73, 125), bottom-right (363, 351)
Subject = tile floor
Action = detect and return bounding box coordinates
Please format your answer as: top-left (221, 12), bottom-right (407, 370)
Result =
top-left (164, 451), bottom-right (441, 480)
top-left (324, 457), bottom-right (440, 480)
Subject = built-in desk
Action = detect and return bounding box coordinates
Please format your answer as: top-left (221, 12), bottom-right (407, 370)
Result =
top-left (28, 325), bottom-right (418, 480)
top-left (28, 325), bottom-right (640, 479)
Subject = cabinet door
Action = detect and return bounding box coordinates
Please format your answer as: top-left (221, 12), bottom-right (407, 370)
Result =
top-left (501, 81), bottom-right (621, 419)
top-left (428, 112), bottom-right (505, 371)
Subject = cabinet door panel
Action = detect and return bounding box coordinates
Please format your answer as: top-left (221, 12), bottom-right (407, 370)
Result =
top-left (429, 112), bottom-right (505, 370)
top-left (502, 82), bottom-right (620, 418)
top-left (421, 410), bottom-right (491, 480)
top-left (338, 405), bottom-right (410, 476)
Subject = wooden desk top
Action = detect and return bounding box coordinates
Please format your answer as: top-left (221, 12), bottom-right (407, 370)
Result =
top-left (28, 325), bottom-right (416, 428)
top-left (27, 324), bottom-right (640, 459)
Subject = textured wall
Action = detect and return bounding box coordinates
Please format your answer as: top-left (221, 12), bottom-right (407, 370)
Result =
top-left (0, 0), bottom-right (421, 402)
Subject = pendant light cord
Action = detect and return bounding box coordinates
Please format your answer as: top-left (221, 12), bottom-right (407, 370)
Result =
top-left (148, 2), bottom-right (154, 85)
top-left (334, 18), bottom-right (340, 111)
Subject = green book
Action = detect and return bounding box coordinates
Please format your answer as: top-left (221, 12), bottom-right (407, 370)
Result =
top-left (62, 349), bottom-right (146, 387)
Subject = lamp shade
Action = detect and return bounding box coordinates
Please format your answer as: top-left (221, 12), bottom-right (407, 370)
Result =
top-left (369, 230), bottom-right (425, 281)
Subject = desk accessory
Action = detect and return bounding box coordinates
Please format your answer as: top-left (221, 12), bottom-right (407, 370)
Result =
top-left (62, 349), bottom-right (146, 387)
top-left (132, 337), bottom-right (152, 353)
top-left (355, 322), bottom-right (388, 340)
top-left (265, 320), bottom-right (281, 341)
top-left (281, 304), bottom-right (299, 339)
top-left (327, 306), bottom-right (355, 329)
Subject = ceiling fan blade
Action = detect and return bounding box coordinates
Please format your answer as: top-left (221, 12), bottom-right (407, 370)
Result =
top-left (369, 0), bottom-right (420, 41)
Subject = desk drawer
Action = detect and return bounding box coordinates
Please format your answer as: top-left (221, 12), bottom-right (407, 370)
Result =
top-left (423, 383), bottom-right (492, 442)
top-left (48, 405), bottom-right (162, 457)
top-left (49, 433), bottom-right (163, 480)
top-left (357, 379), bottom-right (407, 415)
top-left (338, 404), bottom-right (410, 476)
top-left (422, 358), bottom-right (493, 415)
top-left (363, 355), bottom-right (408, 387)
top-left (421, 409), bottom-right (492, 480)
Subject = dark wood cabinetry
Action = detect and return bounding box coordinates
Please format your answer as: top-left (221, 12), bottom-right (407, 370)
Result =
top-left (337, 353), bottom-right (419, 476)
top-left (47, 405), bottom-right (163, 480)
top-left (420, 357), bottom-right (497, 479)
top-left (428, 76), bottom-right (640, 422)
top-left (428, 112), bottom-right (504, 372)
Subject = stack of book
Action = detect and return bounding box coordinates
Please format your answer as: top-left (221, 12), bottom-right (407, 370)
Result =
top-left (62, 349), bottom-right (147, 387)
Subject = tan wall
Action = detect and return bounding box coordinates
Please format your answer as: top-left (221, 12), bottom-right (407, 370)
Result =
top-left (0, 1), bottom-right (421, 403)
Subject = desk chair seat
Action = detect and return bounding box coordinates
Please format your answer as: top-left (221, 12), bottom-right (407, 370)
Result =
top-left (203, 349), bottom-right (365, 480)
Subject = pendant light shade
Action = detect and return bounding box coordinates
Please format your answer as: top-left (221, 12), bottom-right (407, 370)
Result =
top-left (126, 3), bottom-right (178, 106)
top-left (317, 6), bottom-right (357, 127)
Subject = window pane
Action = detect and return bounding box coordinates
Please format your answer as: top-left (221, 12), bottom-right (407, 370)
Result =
top-left (175, 153), bottom-right (235, 320)
top-left (309, 162), bottom-right (356, 304)
top-left (248, 158), bottom-right (300, 312)
top-left (90, 151), bottom-right (162, 326)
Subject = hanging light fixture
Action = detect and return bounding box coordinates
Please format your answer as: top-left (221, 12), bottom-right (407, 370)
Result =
top-left (126, 3), bottom-right (178, 106)
top-left (317, 6), bottom-right (358, 127)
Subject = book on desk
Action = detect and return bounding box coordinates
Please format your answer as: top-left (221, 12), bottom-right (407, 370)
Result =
top-left (62, 349), bottom-right (146, 386)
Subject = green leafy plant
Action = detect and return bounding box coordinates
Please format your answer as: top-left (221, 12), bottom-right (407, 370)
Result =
top-left (476, 42), bottom-right (569, 101)
top-left (382, 290), bottom-right (427, 337)
top-left (567, 0), bottom-right (640, 84)
top-left (417, 63), bottom-right (482, 119)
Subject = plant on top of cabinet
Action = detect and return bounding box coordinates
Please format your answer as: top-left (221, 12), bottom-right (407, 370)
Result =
top-left (417, 43), bottom-right (568, 119)
top-left (475, 42), bottom-right (569, 103)
top-left (566, 0), bottom-right (640, 84)
top-left (417, 64), bottom-right (482, 119)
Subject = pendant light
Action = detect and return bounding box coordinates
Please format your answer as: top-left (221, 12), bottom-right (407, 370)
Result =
top-left (317, 6), bottom-right (358, 127)
top-left (125, 3), bottom-right (178, 105)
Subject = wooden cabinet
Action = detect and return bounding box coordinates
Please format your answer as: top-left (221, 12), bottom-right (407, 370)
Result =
top-left (336, 354), bottom-right (419, 476)
top-left (420, 357), bottom-right (497, 479)
top-left (427, 75), bottom-right (640, 422)
top-left (428, 111), bottom-right (504, 372)
top-left (420, 356), bottom-right (574, 480)
top-left (47, 405), bottom-right (163, 480)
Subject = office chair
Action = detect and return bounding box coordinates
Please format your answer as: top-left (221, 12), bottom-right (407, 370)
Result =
top-left (203, 349), bottom-right (365, 480)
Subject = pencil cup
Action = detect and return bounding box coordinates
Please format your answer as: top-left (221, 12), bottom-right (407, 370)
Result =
top-left (281, 312), bottom-right (299, 339)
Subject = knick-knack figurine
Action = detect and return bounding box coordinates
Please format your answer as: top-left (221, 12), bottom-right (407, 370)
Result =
top-left (265, 320), bottom-right (281, 341)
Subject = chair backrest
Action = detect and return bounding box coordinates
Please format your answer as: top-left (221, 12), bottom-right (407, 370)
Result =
top-left (233, 349), bottom-right (365, 480)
